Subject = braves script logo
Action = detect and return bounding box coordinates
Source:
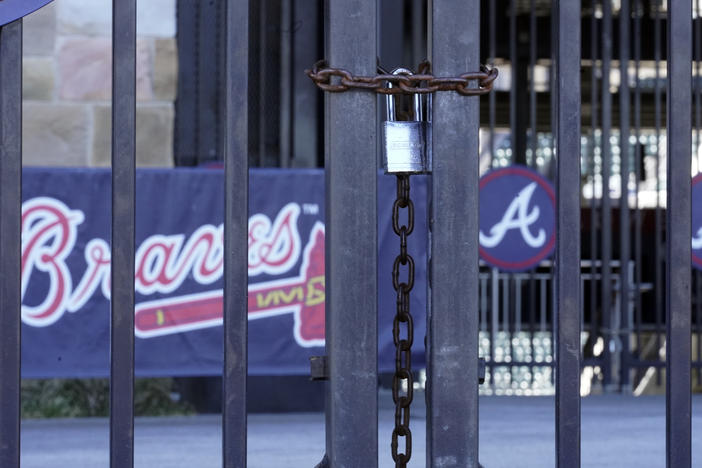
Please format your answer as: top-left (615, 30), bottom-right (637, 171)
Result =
top-left (479, 166), bottom-right (556, 271)
top-left (20, 197), bottom-right (324, 347)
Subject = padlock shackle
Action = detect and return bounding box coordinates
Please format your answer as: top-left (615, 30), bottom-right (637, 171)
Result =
top-left (386, 68), bottom-right (422, 122)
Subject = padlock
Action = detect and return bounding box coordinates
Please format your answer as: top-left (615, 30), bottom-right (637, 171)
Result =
top-left (382, 68), bottom-right (432, 174)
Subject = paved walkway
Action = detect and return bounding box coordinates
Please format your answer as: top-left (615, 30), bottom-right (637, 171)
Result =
top-left (20, 394), bottom-right (702, 467)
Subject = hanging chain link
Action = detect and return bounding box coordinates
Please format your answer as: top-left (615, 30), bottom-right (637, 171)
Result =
top-left (391, 174), bottom-right (415, 467)
top-left (306, 60), bottom-right (498, 96)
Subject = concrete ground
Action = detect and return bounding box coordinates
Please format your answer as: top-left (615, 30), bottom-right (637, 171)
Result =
top-left (20, 394), bottom-right (702, 467)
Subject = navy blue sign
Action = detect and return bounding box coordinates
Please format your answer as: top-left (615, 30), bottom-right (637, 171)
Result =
top-left (692, 173), bottom-right (702, 270)
top-left (479, 165), bottom-right (556, 271)
top-left (0, 0), bottom-right (53, 27)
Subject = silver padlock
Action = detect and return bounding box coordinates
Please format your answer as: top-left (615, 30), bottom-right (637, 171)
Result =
top-left (382, 69), bottom-right (432, 174)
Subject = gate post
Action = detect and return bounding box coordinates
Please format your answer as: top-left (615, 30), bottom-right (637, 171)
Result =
top-left (554, 1), bottom-right (581, 466)
top-left (110, 1), bottom-right (137, 465)
top-left (0, 18), bottom-right (23, 468)
top-left (222, 0), bottom-right (250, 466)
top-left (666, 0), bottom-right (692, 466)
top-left (324, 1), bottom-right (378, 466)
top-left (427, 1), bottom-right (481, 466)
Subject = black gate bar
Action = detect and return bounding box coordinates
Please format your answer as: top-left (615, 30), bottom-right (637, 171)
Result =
top-left (428, 0), bottom-right (480, 465)
top-left (633, 0), bottom-right (643, 366)
top-left (0, 18), bottom-right (22, 468)
top-left (110, 0), bottom-right (136, 466)
top-left (324, 0), bottom-right (378, 465)
top-left (554, 1), bottom-right (581, 466)
top-left (653, 0), bottom-right (663, 386)
top-left (619, 0), bottom-right (632, 392)
top-left (589, 0), bottom-right (600, 367)
top-left (222, 0), bottom-right (249, 466)
top-left (666, 0), bottom-right (692, 466)
top-left (601, 0), bottom-right (614, 391)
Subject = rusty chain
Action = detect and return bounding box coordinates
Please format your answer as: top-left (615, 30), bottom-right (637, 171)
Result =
top-left (391, 174), bottom-right (414, 467)
top-left (305, 60), bottom-right (498, 95)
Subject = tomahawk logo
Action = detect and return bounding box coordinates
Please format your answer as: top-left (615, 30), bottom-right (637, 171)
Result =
top-left (20, 198), bottom-right (325, 347)
top-left (134, 224), bottom-right (324, 346)
top-left (479, 166), bottom-right (556, 272)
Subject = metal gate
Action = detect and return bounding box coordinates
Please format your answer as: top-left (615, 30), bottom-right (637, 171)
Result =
top-left (0, 0), bottom-right (695, 467)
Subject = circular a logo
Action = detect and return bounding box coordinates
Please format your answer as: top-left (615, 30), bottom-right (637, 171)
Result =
top-left (691, 174), bottom-right (702, 270)
top-left (479, 165), bottom-right (556, 272)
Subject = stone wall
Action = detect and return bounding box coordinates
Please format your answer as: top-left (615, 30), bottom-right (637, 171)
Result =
top-left (22, 0), bottom-right (177, 167)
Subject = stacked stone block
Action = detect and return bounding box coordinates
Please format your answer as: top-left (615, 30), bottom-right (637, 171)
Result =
top-left (22, 0), bottom-right (177, 167)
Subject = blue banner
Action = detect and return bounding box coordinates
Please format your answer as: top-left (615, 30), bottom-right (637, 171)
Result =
top-left (20, 168), bottom-right (427, 377)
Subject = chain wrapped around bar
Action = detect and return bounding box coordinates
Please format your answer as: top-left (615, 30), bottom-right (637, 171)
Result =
top-left (391, 174), bottom-right (414, 467)
top-left (305, 60), bottom-right (498, 96)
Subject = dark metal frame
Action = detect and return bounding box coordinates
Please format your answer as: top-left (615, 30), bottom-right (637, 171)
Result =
top-left (427, 0), bottom-right (481, 465)
top-left (0, 1), bottom-right (698, 467)
top-left (324, 1), bottom-right (378, 466)
top-left (666, 1), bottom-right (692, 466)
top-left (0, 17), bottom-right (22, 468)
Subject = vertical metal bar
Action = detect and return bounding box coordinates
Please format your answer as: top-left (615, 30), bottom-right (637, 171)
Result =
top-left (590, 0), bottom-right (600, 357)
top-left (411, 0), bottom-right (424, 67)
top-left (510, 0), bottom-right (518, 165)
top-left (529, 270), bottom-right (536, 371)
top-left (540, 278), bottom-right (547, 332)
top-left (619, 0), bottom-right (631, 391)
top-left (292, 0), bottom-right (322, 168)
top-left (601, 0), bottom-right (614, 390)
top-left (489, 0), bottom-right (496, 168)
top-left (653, 0), bottom-right (664, 384)
top-left (491, 268), bottom-right (499, 386)
top-left (222, 0), bottom-right (249, 466)
top-left (110, 0), bottom-right (136, 465)
top-left (0, 18), bottom-right (22, 468)
top-left (481, 277), bottom-right (488, 332)
top-left (529, 0), bottom-right (537, 169)
top-left (550, 0), bottom-right (558, 180)
top-left (554, 0), bottom-right (581, 464)
top-left (528, 0), bottom-right (538, 360)
top-left (429, 0), bottom-right (480, 464)
top-left (696, 0), bottom-right (702, 387)
top-left (503, 275), bottom-right (510, 334)
top-left (697, 273), bottom-right (702, 386)
top-left (666, 0), bottom-right (692, 465)
top-left (633, 0), bottom-right (643, 361)
top-left (279, 0), bottom-right (292, 168)
top-left (325, 0), bottom-right (377, 465)
top-left (516, 278), bottom-right (522, 333)
top-left (692, 0), bottom-right (702, 173)
top-left (258, 0), bottom-right (267, 167)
